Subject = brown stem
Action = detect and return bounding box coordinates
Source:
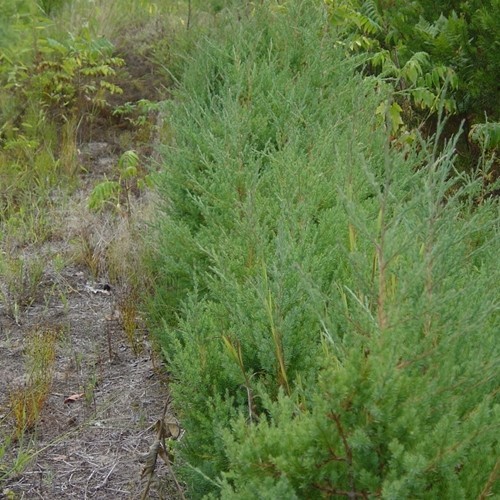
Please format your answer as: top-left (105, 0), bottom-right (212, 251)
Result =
top-left (187, 0), bottom-right (192, 30)
top-left (327, 413), bottom-right (359, 496)
top-left (478, 458), bottom-right (499, 500)
top-left (313, 483), bottom-right (369, 499)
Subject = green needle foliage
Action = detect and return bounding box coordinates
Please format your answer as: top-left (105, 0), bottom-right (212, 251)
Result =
top-left (145, 1), bottom-right (499, 498)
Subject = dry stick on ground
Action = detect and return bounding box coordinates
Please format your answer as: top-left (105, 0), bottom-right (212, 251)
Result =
top-left (140, 398), bottom-right (185, 500)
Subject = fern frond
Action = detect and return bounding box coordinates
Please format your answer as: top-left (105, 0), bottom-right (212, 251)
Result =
top-left (415, 17), bottom-right (439, 38)
top-left (354, 12), bottom-right (381, 35)
top-left (469, 122), bottom-right (500, 149)
top-left (88, 180), bottom-right (120, 211)
top-left (361, 0), bottom-right (382, 26)
top-left (370, 49), bottom-right (392, 69)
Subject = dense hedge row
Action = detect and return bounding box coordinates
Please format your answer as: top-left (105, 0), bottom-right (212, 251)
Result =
top-left (148, 1), bottom-right (499, 497)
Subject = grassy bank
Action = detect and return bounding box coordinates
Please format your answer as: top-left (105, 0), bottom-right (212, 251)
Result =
top-left (148, 1), bottom-right (499, 497)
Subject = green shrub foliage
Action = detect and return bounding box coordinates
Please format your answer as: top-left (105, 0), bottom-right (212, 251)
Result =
top-left (0, 0), bottom-right (124, 142)
top-left (0, 0), bottom-right (125, 244)
top-left (325, 0), bottom-right (500, 122)
top-left (148, 1), bottom-right (499, 497)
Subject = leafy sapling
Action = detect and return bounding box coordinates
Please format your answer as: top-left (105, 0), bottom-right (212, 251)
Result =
top-left (88, 150), bottom-right (151, 216)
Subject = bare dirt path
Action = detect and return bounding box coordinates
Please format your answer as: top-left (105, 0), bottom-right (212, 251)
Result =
top-left (0, 142), bottom-right (178, 499)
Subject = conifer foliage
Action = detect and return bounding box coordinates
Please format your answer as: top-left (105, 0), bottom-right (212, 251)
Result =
top-left (148, 1), bottom-right (499, 497)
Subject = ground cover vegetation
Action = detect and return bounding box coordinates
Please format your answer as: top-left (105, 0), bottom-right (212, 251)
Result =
top-left (1, 0), bottom-right (498, 497)
top-left (147, 0), bottom-right (499, 498)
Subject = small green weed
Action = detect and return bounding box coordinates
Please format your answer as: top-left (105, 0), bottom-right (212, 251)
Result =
top-left (88, 150), bottom-right (152, 216)
top-left (112, 99), bottom-right (162, 143)
top-left (0, 433), bottom-right (35, 486)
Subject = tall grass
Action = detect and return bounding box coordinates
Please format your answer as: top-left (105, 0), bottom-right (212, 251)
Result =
top-left (148, 0), bottom-right (499, 497)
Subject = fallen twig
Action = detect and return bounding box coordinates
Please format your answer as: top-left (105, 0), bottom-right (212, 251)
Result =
top-left (140, 399), bottom-right (185, 500)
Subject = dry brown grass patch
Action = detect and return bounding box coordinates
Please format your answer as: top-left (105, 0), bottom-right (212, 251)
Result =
top-left (9, 327), bottom-right (61, 438)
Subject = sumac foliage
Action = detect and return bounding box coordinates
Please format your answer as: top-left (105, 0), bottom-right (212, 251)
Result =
top-left (325, 0), bottom-right (500, 151)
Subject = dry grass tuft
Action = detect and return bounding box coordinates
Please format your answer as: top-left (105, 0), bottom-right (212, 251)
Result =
top-left (9, 327), bottom-right (60, 438)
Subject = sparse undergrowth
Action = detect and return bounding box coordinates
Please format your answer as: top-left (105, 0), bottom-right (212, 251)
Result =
top-left (0, 0), bottom-right (185, 494)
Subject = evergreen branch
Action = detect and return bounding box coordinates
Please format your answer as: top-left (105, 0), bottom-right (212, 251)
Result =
top-left (478, 459), bottom-right (499, 500)
top-left (313, 482), bottom-right (369, 499)
top-left (327, 412), bottom-right (361, 497)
